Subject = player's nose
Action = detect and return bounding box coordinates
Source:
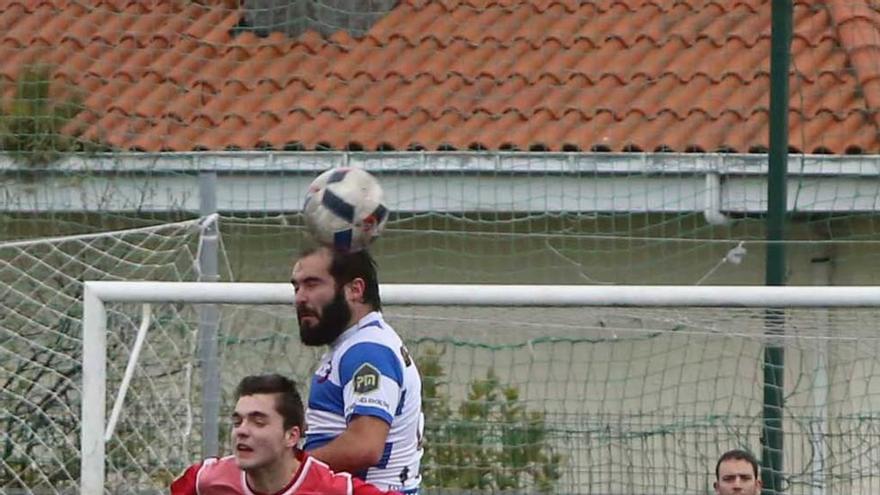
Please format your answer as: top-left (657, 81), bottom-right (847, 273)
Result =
top-left (294, 289), bottom-right (307, 306)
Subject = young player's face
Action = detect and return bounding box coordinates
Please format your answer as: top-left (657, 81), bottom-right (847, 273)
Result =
top-left (291, 251), bottom-right (352, 346)
top-left (715, 459), bottom-right (761, 495)
top-left (231, 394), bottom-right (298, 471)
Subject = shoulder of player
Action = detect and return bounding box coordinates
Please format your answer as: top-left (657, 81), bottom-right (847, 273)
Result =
top-left (302, 452), bottom-right (331, 470)
top-left (294, 454), bottom-right (356, 491)
top-left (337, 335), bottom-right (405, 371)
top-left (299, 455), bottom-right (399, 494)
top-left (333, 333), bottom-right (400, 364)
top-left (198, 455), bottom-right (239, 474)
top-left (171, 456), bottom-right (238, 494)
top-left (352, 317), bottom-right (402, 346)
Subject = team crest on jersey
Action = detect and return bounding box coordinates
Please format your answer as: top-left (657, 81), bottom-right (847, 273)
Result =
top-left (316, 361), bottom-right (332, 383)
top-left (353, 363), bottom-right (380, 394)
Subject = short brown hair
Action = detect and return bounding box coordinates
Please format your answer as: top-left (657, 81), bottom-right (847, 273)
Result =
top-left (715, 449), bottom-right (759, 480)
top-left (234, 374), bottom-right (304, 431)
top-left (299, 245), bottom-right (381, 311)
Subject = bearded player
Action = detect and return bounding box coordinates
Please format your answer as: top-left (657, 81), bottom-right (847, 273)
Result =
top-left (291, 246), bottom-right (423, 494)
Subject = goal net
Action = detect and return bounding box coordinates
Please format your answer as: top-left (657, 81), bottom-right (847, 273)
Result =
top-left (0, 216), bottom-right (225, 495)
top-left (80, 283), bottom-right (880, 495)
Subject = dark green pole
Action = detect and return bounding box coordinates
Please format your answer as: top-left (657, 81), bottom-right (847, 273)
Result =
top-left (763, 1), bottom-right (791, 494)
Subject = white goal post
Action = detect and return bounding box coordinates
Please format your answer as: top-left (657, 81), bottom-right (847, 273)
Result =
top-left (81, 281), bottom-right (880, 494)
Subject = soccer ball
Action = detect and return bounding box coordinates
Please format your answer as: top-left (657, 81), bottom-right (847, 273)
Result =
top-left (302, 167), bottom-right (388, 252)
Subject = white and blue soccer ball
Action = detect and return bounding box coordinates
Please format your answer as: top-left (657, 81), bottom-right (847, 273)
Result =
top-left (302, 167), bottom-right (388, 252)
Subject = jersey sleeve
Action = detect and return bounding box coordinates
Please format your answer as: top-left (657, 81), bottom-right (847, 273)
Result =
top-left (351, 477), bottom-right (403, 495)
top-left (169, 462), bottom-right (201, 495)
top-left (338, 342), bottom-right (404, 425)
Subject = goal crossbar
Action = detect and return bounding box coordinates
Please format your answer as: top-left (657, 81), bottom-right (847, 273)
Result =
top-left (85, 281), bottom-right (880, 307)
top-left (81, 281), bottom-right (880, 493)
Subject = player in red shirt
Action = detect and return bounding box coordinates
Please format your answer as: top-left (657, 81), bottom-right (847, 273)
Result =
top-left (171, 374), bottom-right (399, 495)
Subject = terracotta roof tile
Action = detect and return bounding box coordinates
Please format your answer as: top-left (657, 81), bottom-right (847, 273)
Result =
top-left (827, 1), bottom-right (880, 129)
top-left (1, 0), bottom-right (879, 152)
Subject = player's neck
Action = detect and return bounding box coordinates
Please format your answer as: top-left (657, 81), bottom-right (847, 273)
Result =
top-left (347, 305), bottom-right (373, 329)
top-left (245, 454), bottom-right (301, 495)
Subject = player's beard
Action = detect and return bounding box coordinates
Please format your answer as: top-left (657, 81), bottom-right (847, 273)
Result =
top-left (297, 288), bottom-right (352, 346)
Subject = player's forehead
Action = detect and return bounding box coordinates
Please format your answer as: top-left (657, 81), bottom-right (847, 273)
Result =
top-left (718, 459), bottom-right (754, 476)
top-left (291, 249), bottom-right (332, 280)
top-left (234, 393), bottom-right (281, 418)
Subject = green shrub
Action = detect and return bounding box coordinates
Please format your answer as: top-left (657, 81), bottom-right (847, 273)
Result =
top-left (0, 65), bottom-right (93, 166)
top-left (418, 347), bottom-right (563, 492)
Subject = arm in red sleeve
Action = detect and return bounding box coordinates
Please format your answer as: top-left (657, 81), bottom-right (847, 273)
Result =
top-left (169, 462), bottom-right (202, 495)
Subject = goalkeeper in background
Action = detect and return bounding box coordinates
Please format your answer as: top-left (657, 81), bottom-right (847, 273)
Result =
top-left (714, 449), bottom-right (762, 495)
top-left (170, 374), bottom-right (398, 494)
top-left (291, 246), bottom-right (423, 494)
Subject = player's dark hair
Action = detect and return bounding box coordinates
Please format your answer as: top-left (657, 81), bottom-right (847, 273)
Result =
top-left (715, 449), bottom-right (759, 480)
top-left (234, 374), bottom-right (304, 431)
top-left (300, 245), bottom-right (382, 311)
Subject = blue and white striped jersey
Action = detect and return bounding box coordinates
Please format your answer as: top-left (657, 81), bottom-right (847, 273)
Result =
top-left (304, 312), bottom-right (423, 493)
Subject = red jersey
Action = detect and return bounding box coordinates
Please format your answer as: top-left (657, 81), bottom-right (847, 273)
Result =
top-left (170, 450), bottom-right (400, 495)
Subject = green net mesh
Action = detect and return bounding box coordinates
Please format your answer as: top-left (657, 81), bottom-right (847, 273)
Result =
top-left (91, 300), bottom-right (880, 494)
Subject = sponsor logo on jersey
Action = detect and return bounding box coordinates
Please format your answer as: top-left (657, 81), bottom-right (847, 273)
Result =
top-left (353, 363), bottom-right (380, 394)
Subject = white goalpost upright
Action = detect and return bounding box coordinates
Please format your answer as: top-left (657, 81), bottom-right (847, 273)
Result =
top-left (81, 282), bottom-right (880, 494)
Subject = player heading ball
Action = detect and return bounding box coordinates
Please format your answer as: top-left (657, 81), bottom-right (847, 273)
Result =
top-left (292, 246), bottom-right (423, 494)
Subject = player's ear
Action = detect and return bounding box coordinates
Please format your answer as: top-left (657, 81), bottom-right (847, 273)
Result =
top-left (345, 277), bottom-right (366, 303)
top-left (285, 425), bottom-right (301, 448)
